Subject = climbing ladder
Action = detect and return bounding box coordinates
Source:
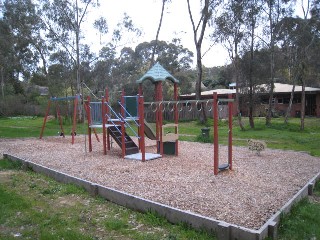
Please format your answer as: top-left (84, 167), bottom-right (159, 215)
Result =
top-left (85, 95), bottom-right (139, 156)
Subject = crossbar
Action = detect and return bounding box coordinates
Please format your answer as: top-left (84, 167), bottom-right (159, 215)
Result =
top-left (144, 98), bottom-right (234, 105)
top-left (50, 95), bottom-right (80, 101)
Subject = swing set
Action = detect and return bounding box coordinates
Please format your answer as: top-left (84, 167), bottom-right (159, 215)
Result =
top-left (39, 95), bottom-right (80, 144)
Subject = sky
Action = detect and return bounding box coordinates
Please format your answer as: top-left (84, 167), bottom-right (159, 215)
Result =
top-left (85, 0), bottom-right (229, 68)
top-left (84, 0), bottom-right (309, 68)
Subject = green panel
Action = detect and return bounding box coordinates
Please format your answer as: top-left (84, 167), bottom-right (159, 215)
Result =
top-left (163, 142), bottom-right (176, 155)
top-left (125, 96), bottom-right (138, 118)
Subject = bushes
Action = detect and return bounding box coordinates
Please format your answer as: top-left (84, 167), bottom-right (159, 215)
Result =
top-left (0, 94), bottom-right (47, 117)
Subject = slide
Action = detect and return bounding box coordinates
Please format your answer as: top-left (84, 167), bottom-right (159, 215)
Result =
top-left (144, 119), bottom-right (157, 140)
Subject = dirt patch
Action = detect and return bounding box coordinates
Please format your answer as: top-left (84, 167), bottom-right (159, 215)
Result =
top-left (0, 170), bottom-right (16, 184)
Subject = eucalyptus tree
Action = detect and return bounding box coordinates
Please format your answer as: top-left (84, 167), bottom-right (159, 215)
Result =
top-left (91, 44), bottom-right (117, 96)
top-left (1, 0), bottom-right (45, 94)
top-left (40, 0), bottom-right (100, 120)
top-left (150, 0), bottom-right (171, 68)
top-left (187, 0), bottom-right (217, 123)
top-left (213, 0), bottom-right (248, 129)
top-left (262, 0), bottom-right (293, 125)
top-left (275, 0), bottom-right (319, 129)
top-left (244, 0), bottom-right (263, 128)
top-left (3, 0), bottom-right (46, 82)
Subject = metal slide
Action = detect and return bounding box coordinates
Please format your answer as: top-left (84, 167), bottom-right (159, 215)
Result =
top-left (143, 119), bottom-right (157, 140)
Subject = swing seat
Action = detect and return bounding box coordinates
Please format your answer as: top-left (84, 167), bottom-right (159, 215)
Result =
top-left (218, 163), bottom-right (229, 171)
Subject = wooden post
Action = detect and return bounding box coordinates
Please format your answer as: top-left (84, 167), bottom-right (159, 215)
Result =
top-left (102, 97), bottom-right (107, 155)
top-left (40, 99), bottom-right (51, 139)
top-left (121, 89), bottom-right (126, 158)
top-left (105, 88), bottom-right (111, 151)
top-left (228, 94), bottom-right (233, 170)
top-left (139, 95), bottom-right (146, 162)
top-left (174, 83), bottom-right (179, 156)
top-left (158, 82), bottom-right (163, 156)
top-left (71, 95), bottom-right (78, 144)
top-left (213, 92), bottom-right (219, 175)
top-left (85, 96), bottom-right (93, 152)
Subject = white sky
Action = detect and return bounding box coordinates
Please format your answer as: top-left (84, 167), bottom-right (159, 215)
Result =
top-left (85, 0), bottom-right (229, 68)
top-left (84, 0), bottom-right (309, 68)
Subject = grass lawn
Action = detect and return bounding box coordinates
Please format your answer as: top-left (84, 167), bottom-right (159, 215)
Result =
top-left (0, 159), bottom-right (215, 240)
top-left (2, 116), bottom-right (318, 156)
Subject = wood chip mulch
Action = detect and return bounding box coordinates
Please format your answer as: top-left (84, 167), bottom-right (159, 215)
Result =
top-left (1, 135), bottom-right (319, 229)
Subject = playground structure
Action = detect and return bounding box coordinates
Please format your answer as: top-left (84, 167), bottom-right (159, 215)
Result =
top-left (40, 95), bottom-right (80, 144)
top-left (84, 63), bottom-right (234, 175)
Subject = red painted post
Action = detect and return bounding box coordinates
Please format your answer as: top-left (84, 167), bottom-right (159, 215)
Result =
top-left (139, 95), bottom-right (146, 162)
top-left (228, 94), bottom-right (233, 170)
top-left (155, 83), bottom-right (160, 148)
top-left (85, 96), bottom-right (93, 152)
top-left (71, 95), bottom-right (78, 144)
top-left (158, 83), bottom-right (163, 156)
top-left (102, 97), bottom-right (107, 155)
top-left (105, 88), bottom-right (110, 151)
top-left (174, 83), bottom-right (179, 156)
top-left (121, 89), bottom-right (126, 158)
top-left (40, 99), bottom-right (51, 139)
top-left (213, 92), bottom-right (219, 175)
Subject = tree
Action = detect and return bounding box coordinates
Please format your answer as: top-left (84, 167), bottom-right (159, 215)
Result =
top-left (1, 0), bottom-right (45, 97)
top-left (150, 0), bottom-right (170, 68)
top-left (187, 0), bottom-right (214, 123)
top-left (245, 0), bottom-right (263, 128)
top-left (276, 0), bottom-right (320, 129)
top-left (213, 0), bottom-right (248, 129)
top-left (41, 0), bottom-right (100, 120)
top-left (262, 0), bottom-right (292, 125)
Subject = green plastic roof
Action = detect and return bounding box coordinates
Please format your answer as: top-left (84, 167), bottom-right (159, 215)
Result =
top-left (136, 62), bottom-right (179, 84)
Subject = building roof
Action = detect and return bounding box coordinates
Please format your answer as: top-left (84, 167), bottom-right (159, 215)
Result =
top-left (180, 88), bottom-right (235, 98)
top-left (180, 83), bottom-right (320, 99)
top-left (259, 83), bottom-right (320, 93)
top-left (136, 62), bottom-right (179, 84)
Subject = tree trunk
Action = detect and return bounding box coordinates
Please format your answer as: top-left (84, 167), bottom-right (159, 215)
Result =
top-left (1, 66), bottom-right (4, 99)
top-left (284, 84), bottom-right (295, 124)
top-left (187, 0), bottom-right (210, 124)
top-left (266, 0), bottom-right (275, 126)
top-left (248, 19), bottom-right (255, 129)
top-left (150, 0), bottom-right (166, 68)
top-left (234, 56), bottom-right (245, 130)
top-left (196, 46), bottom-right (207, 123)
top-left (300, 79), bottom-right (305, 130)
top-left (75, 0), bottom-right (82, 122)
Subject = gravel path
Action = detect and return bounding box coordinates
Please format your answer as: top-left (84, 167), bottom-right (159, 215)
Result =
top-left (1, 135), bottom-right (319, 229)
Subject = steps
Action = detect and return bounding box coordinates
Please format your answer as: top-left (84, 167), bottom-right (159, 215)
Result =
top-left (108, 125), bottom-right (139, 155)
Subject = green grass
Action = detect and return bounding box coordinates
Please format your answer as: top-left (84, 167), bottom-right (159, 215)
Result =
top-left (277, 181), bottom-right (320, 240)
top-left (2, 116), bottom-right (319, 156)
top-left (0, 116), bottom-right (87, 138)
top-left (0, 158), bottom-right (216, 240)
